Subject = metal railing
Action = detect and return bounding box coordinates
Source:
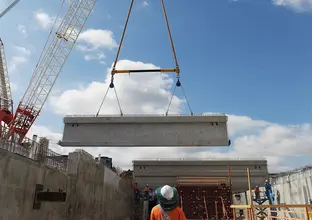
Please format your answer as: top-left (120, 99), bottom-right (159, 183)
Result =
top-left (271, 164), bottom-right (312, 178)
top-left (64, 113), bottom-right (227, 117)
top-left (0, 127), bottom-right (68, 171)
top-left (132, 157), bottom-right (267, 161)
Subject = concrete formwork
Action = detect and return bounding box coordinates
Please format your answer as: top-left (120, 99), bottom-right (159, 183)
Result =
top-left (133, 159), bottom-right (268, 192)
top-left (60, 114), bottom-right (230, 147)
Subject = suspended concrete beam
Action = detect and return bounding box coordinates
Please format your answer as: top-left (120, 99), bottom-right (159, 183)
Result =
top-left (59, 114), bottom-right (230, 147)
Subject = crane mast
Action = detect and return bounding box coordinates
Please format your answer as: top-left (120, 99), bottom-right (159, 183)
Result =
top-left (0, 0), bottom-right (21, 131)
top-left (0, 39), bottom-right (13, 127)
top-left (7, 0), bottom-right (97, 143)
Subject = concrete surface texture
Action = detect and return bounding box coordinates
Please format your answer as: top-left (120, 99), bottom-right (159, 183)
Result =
top-left (0, 148), bottom-right (133, 220)
top-left (60, 114), bottom-right (230, 147)
top-left (133, 159), bottom-right (268, 192)
top-left (271, 166), bottom-right (312, 205)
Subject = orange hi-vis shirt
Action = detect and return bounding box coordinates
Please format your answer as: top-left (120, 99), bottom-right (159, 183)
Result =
top-left (150, 205), bottom-right (187, 220)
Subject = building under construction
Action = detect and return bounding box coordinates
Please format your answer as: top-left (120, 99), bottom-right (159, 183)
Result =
top-left (133, 159), bottom-right (268, 219)
top-left (1, 0), bottom-right (312, 220)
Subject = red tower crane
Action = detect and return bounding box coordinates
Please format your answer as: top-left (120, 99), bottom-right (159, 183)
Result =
top-left (0, 39), bottom-right (14, 128)
top-left (0, 0), bottom-right (21, 135)
top-left (1, 0), bottom-right (97, 144)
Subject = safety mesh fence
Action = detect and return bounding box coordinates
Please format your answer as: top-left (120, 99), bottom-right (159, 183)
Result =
top-left (0, 127), bottom-right (68, 171)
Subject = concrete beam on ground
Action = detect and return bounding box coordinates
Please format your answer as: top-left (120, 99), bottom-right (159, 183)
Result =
top-left (133, 159), bottom-right (269, 192)
top-left (60, 114), bottom-right (230, 147)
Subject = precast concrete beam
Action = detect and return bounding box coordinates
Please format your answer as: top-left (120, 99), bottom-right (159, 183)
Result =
top-left (60, 114), bottom-right (230, 147)
top-left (133, 159), bottom-right (269, 192)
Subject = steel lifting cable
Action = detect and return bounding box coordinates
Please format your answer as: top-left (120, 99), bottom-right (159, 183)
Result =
top-left (160, 0), bottom-right (193, 116)
top-left (160, 0), bottom-right (179, 69)
top-left (111, 0), bottom-right (134, 73)
top-left (96, 0), bottom-right (135, 117)
top-left (96, 82), bottom-right (123, 116)
top-left (165, 79), bottom-right (193, 116)
top-left (97, 0), bottom-right (193, 116)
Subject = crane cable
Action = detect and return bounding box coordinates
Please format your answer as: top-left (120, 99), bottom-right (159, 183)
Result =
top-left (96, 82), bottom-right (123, 117)
top-left (97, 0), bottom-right (193, 116)
top-left (160, 0), bottom-right (179, 69)
top-left (160, 0), bottom-right (192, 116)
top-left (95, 0), bottom-right (135, 117)
top-left (165, 78), bottom-right (193, 116)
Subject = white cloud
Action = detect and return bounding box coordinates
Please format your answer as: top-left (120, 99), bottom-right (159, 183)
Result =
top-left (42, 59), bottom-right (312, 173)
top-left (272, 0), bottom-right (312, 12)
top-left (84, 52), bottom-right (105, 62)
top-left (76, 29), bottom-right (118, 63)
top-left (17, 24), bottom-right (27, 37)
top-left (8, 46), bottom-right (31, 73)
top-left (143, 0), bottom-right (148, 7)
top-left (33, 10), bottom-right (55, 29)
top-left (50, 59), bottom-right (183, 115)
top-left (77, 29), bottom-right (118, 51)
top-left (14, 46), bottom-right (31, 56)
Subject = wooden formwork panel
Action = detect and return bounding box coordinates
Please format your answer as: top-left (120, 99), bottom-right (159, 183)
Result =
top-left (60, 115), bottom-right (230, 147)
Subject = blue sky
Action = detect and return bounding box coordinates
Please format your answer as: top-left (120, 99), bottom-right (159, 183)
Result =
top-left (0, 0), bottom-right (312, 171)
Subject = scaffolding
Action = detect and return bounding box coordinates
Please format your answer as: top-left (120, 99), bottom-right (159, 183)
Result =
top-left (176, 167), bottom-right (233, 219)
top-left (231, 168), bottom-right (312, 220)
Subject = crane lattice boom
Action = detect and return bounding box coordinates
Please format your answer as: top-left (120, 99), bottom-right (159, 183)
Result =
top-left (8, 0), bottom-right (96, 142)
top-left (0, 39), bottom-right (13, 126)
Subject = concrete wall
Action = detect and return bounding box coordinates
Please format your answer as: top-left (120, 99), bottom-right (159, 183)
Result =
top-left (271, 165), bottom-right (312, 205)
top-left (231, 166), bottom-right (312, 219)
top-left (61, 115), bottom-right (229, 146)
top-left (0, 148), bottom-right (68, 220)
top-left (133, 159), bottom-right (269, 192)
top-left (0, 148), bottom-right (132, 220)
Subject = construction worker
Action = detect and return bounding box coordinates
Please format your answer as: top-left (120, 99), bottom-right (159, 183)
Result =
top-left (134, 182), bottom-right (140, 190)
top-left (148, 188), bottom-right (158, 219)
top-left (134, 182), bottom-right (140, 201)
top-left (144, 184), bottom-right (150, 192)
top-left (144, 184), bottom-right (150, 200)
top-left (264, 180), bottom-right (274, 204)
top-left (264, 180), bottom-right (272, 192)
top-left (150, 185), bottom-right (187, 220)
top-left (254, 185), bottom-right (260, 200)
